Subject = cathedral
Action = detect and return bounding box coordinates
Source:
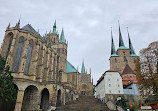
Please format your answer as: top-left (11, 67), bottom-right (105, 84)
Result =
top-left (0, 20), bottom-right (93, 111)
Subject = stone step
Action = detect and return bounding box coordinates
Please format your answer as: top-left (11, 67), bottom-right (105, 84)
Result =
top-left (55, 96), bottom-right (114, 111)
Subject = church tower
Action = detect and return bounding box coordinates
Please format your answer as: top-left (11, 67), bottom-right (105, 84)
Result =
top-left (109, 24), bottom-right (139, 74)
top-left (58, 29), bottom-right (67, 73)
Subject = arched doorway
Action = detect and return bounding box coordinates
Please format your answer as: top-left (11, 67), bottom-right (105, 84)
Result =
top-left (40, 88), bottom-right (49, 111)
top-left (81, 84), bottom-right (87, 96)
top-left (21, 85), bottom-right (39, 111)
top-left (56, 89), bottom-right (61, 106)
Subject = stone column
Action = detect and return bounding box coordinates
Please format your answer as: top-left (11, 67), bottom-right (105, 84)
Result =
top-left (14, 90), bottom-right (24, 111)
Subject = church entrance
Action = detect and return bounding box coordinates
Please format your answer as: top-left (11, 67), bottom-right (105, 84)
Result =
top-left (40, 88), bottom-right (49, 111)
top-left (21, 85), bottom-right (39, 111)
top-left (56, 89), bottom-right (61, 106)
top-left (81, 91), bottom-right (86, 96)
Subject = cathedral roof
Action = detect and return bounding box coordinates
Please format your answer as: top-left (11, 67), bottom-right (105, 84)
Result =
top-left (66, 61), bottom-right (77, 73)
top-left (21, 24), bottom-right (38, 35)
top-left (122, 64), bottom-right (135, 74)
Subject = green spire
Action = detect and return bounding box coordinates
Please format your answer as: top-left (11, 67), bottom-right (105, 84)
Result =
top-left (81, 60), bottom-right (85, 74)
top-left (127, 28), bottom-right (138, 57)
top-left (111, 28), bottom-right (119, 57)
top-left (119, 22), bottom-right (125, 47)
top-left (52, 20), bottom-right (57, 34)
top-left (118, 21), bottom-right (128, 50)
top-left (59, 28), bottom-right (66, 43)
top-left (44, 31), bottom-right (47, 39)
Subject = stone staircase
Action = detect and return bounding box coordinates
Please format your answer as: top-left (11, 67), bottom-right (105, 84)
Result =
top-left (55, 96), bottom-right (115, 111)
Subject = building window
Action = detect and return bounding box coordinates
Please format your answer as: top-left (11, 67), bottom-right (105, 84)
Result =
top-left (6, 32), bottom-right (13, 59)
top-left (57, 49), bottom-right (60, 54)
top-left (13, 36), bottom-right (25, 72)
top-left (109, 90), bottom-right (111, 93)
top-left (24, 40), bottom-right (33, 75)
top-left (118, 90), bottom-right (120, 93)
top-left (108, 79), bottom-right (110, 81)
top-left (117, 79), bottom-right (119, 81)
top-left (62, 49), bottom-right (64, 54)
top-left (115, 58), bottom-right (117, 62)
top-left (109, 84), bottom-right (111, 87)
top-left (118, 84), bottom-right (120, 87)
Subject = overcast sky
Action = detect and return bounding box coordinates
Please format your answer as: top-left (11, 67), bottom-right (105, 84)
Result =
top-left (0, 0), bottom-right (158, 84)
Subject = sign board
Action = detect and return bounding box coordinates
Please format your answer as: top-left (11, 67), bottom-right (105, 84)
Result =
top-left (141, 106), bottom-right (152, 109)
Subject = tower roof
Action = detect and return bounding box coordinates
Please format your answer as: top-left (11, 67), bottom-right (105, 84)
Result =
top-left (111, 28), bottom-right (119, 57)
top-left (81, 60), bottom-right (85, 74)
top-left (52, 20), bottom-right (57, 34)
top-left (122, 64), bottom-right (135, 75)
top-left (118, 22), bottom-right (128, 50)
top-left (128, 29), bottom-right (138, 57)
top-left (59, 29), bottom-right (66, 43)
top-left (66, 61), bottom-right (77, 73)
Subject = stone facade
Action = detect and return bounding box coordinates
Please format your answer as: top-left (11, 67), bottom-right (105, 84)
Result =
top-left (110, 48), bottom-right (138, 74)
top-left (0, 21), bottom-right (93, 111)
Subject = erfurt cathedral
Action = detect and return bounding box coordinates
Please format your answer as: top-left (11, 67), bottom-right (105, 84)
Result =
top-left (0, 20), bottom-right (93, 111)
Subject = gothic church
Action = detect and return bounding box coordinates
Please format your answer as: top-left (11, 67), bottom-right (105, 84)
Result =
top-left (0, 20), bottom-right (93, 111)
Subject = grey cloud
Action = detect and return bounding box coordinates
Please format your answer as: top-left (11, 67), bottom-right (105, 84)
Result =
top-left (0, 0), bottom-right (158, 84)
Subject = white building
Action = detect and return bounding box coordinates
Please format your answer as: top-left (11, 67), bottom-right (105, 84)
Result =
top-left (95, 71), bottom-right (124, 100)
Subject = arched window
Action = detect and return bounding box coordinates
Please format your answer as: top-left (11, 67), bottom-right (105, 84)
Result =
top-left (24, 40), bottom-right (33, 74)
top-left (72, 75), bottom-right (75, 83)
top-left (6, 32), bottom-right (13, 59)
top-left (124, 56), bottom-right (128, 63)
top-left (13, 37), bottom-right (24, 72)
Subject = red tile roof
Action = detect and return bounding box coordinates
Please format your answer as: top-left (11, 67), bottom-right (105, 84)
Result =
top-left (122, 64), bottom-right (135, 75)
top-left (122, 77), bottom-right (137, 86)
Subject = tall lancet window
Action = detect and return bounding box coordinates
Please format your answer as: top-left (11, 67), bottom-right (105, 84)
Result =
top-left (13, 37), bottom-right (24, 72)
top-left (6, 32), bottom-right (13, 59)
top-left (24, 40), bottom-right (33, 74)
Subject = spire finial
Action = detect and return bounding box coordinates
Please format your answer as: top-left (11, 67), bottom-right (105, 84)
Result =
top-left (127, 28), bottom-right (136, 55)
top-left (118, 21), bottom-right (125, 47)
top-left (6, 22), bottom-right (10, 30)
top-left (44, 31), bottom-right (47, 40)
top-left (90, 68), bottom-right (91, 74)
top-left (111, 27), bottom-right (117, 55)
top-left (52, 20), bottom-right (57, 34)
top-left (81, 59), bottom-right (85, 74)
top-left (59, 28), bottom-right (66, 43)
top-left (18, 15), bottom-right (21, 24)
